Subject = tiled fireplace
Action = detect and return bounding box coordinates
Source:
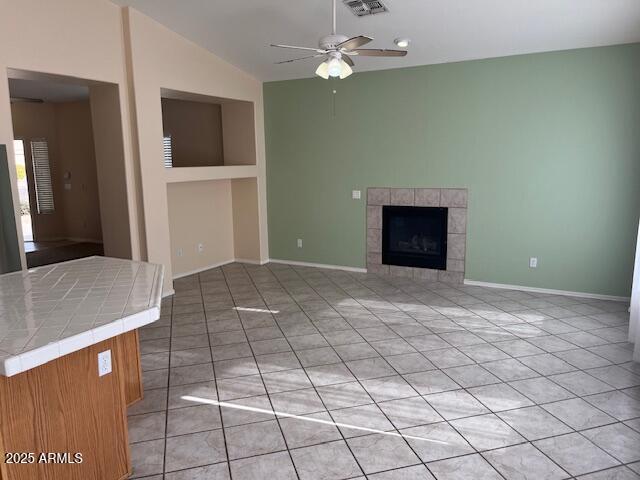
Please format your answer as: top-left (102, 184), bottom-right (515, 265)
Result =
top-left (367, 187), bottom-right (468, 283)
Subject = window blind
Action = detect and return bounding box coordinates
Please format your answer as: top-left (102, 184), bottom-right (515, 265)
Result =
top-left (163, 135), bottom-right (173, 168)
top-left (30, 139), bottom-right (54, 214)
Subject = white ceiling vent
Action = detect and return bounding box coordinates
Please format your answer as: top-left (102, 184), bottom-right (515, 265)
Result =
top-left (343, 0), bottom-right (388, 17)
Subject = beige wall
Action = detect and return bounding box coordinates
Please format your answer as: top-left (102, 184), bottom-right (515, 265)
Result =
top-left (0, 0), bottom-right (144, 266)
top-left (1, 0), bottom-right (269, 294)
top-left (161, 98), bottom-right (224, 167)
top-left (167, 180), bottom-right (234, 276)
top-left (231, 178), bottom-right (261, 260)
top-left (55, 101), bottom-right (103, 242)
top-left (11, 100), bottom-right (104, 243)
top-left (222, 102), bottom-right (257, 166)
top-left (89, 84), bottom-right (133, 258)
top-left (125, 8), bottom-right (268, 294)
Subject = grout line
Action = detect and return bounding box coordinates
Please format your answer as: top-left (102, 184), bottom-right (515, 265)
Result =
top-left (160, 294), bottom-right (173, 476)
top-left (260, 263), bottom-right (631, 476)
top-left (247, 263), bottom-right (446, 476)
top-left (288, 270), bottom-right (544, 478)
top-left (219, 265), bottom-right (303, 480)
top-left (141, 262), bottom-right (637, 480)
top-left (286, 266), bottom-right (493, 478)
top-left (197, 271), bottom-right (233, 480)
top-left (236, 263), bottom-right (374, 477)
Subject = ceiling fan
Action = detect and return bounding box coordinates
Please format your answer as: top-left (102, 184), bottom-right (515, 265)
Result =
top-left (270, 0), bottom-right (408, 79)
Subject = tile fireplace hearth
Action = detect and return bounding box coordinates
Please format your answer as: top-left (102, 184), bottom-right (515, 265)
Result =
top-left (367, 188), bottom-right (468, 283)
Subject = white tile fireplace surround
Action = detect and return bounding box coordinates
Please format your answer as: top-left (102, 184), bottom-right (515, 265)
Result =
top-left (367, 188), bottom-right (468, 283)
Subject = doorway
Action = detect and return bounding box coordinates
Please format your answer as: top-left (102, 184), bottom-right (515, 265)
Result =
top-left (8, 70), bottom-right (133, 268)
top-left (10, 78), bottom-right (103, 267)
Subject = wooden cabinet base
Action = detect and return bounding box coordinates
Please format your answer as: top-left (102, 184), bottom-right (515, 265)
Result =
top-left (119, 330), bottom-right (144, 406)
top-left (0, 336), bottom-right (132, 480)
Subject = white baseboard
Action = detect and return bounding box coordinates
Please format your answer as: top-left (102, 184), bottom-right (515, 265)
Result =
top-left (463, 279), bottom-right (630, 302)
top-left (268, 258), bottom-right (367, 273)
top-left (173, 259), bottom-right (236, 279)
top-left (235, 258), bottom-right (269, 265)
top-left (168, 258), bottom-right (628, 303)
top-left (172, 258), bottom-right (269, 279)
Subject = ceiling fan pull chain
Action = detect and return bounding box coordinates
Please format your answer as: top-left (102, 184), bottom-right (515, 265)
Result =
top-left (332, 89), bottom-right (337, 117)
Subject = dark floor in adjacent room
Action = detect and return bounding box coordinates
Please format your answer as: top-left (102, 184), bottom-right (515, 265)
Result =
top-left (25, 240), bottom-right (104, 268)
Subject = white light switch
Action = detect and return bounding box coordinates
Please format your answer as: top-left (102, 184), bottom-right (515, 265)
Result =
top-left (297, 238), bottom-right (303, 248)
top-left (98, 350), bottom-right (112, 376)
top-left (352, 190), bottom-right (361, 200)
top-left (529, 257), bottom-right (538, 268)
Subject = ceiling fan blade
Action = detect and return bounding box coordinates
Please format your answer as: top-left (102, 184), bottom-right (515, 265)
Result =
top-left (342, 55), bottom-right (354, 67)
top-left (337, 35), bottom-right (373, 51)
top-left (271, 44), bottom-right (326, 53)
top-left (351, 49), bottom-right (408, 57)
top-left (275, 54), bottom-right (325, 65)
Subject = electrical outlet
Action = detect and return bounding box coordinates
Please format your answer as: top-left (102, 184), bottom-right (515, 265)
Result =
top-left (198, 243), bottom-right (204, 253)
top-left (352, 190), bottom-right (361, 200)
top-left (98, 350), bottom-right (112, 376)
top-left (297, 238), bottom-right (303, 248)
top-left (177, 248), bottom-right (184, 257)
top-left (529, 257), bottom-right (538, 268)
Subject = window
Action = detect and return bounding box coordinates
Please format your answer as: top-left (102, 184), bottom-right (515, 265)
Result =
top-left (163, 135), bottom-right (173, 168)
top-left (30, 139), bottom-right (54, 214)
top-left (14, 139), bottom-right (34, 241)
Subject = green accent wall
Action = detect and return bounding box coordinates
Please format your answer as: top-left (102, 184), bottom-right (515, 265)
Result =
top-left (264, 44), bottom-right (640, 297)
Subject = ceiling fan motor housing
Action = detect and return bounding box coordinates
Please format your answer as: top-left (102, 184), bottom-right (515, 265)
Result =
top-left (319, 34), bottom-right (349, 50)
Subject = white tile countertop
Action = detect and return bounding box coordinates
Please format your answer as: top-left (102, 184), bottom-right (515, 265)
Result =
top-left (0, 256), bottom-right (164, 377)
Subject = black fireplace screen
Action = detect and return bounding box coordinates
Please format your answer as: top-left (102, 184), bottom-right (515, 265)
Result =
top-left (382, 206), bottom-right (448, 270)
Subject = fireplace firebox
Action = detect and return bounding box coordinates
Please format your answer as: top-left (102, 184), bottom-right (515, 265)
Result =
top-left (382, 206), bottom-right (448, 270)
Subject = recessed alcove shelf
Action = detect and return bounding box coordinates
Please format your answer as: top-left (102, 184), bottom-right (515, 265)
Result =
top-left (165, 164), bottom-right (258, 183)
top-left (160, 88), bottom-right (257, 169)
top-left (159, 89), bottom-right (263, 279)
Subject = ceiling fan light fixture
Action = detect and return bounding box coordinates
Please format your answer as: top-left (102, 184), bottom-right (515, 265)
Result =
top-left (394, 37), bottom-right (410, 48)
top-left (327, 57), bottom-right (343, 77)
top-left (339, 59), bottom-right (353, 79)
top-left (315, 57), bottom-right (352, 80)
top-left (315, 61), bottom-right (330, 79)
top-left (274, 0), bottom-right (407, 79)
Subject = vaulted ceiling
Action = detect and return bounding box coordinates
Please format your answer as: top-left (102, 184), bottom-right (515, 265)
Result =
top-left (112, 0), bottom-right (640, 81)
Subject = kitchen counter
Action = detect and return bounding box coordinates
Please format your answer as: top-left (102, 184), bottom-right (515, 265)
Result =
top-left (0, 256), bottom-right (164, 480)
top-left (0, 256), bottom-right (163, 376)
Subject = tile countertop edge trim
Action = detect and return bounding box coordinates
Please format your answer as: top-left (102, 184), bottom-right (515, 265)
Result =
top-left (0, 263), bottom-right (165, 378)
top-left (150, 264), bottom-right (165, 309)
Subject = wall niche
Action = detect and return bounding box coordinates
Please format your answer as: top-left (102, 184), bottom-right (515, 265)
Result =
top-left (161, 88), bottom-right (256, 168)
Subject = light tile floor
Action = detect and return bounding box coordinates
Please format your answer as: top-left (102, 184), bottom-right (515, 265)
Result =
top-left (128, 262), bottom-right (640, 480)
